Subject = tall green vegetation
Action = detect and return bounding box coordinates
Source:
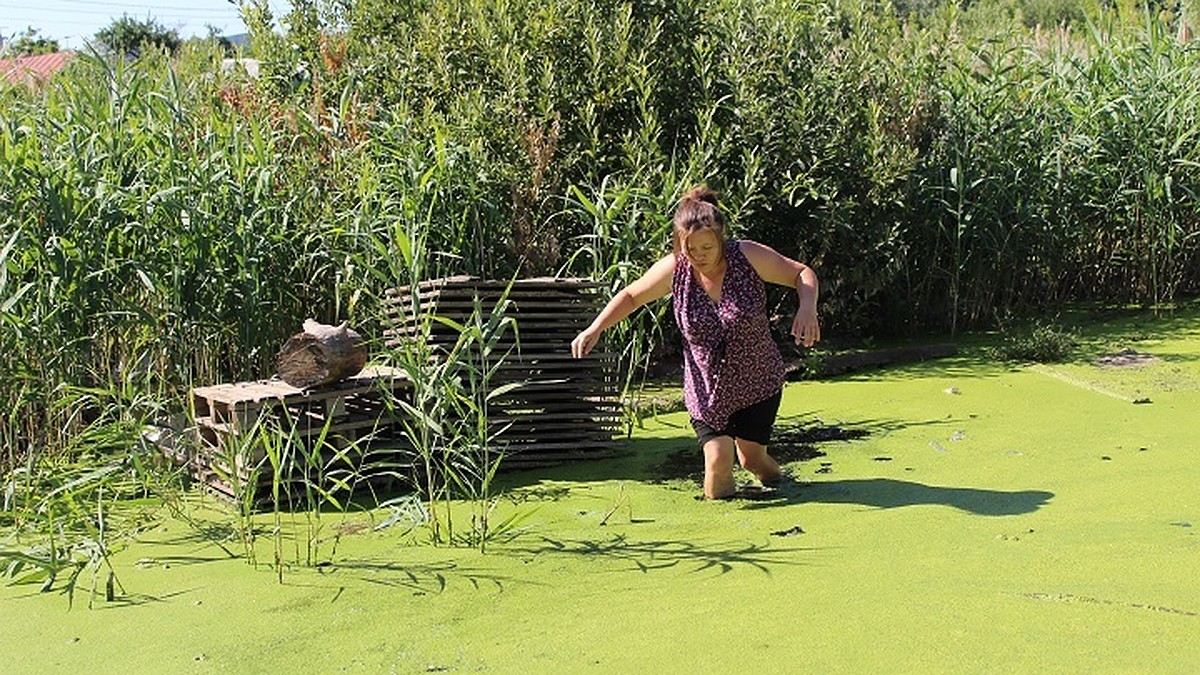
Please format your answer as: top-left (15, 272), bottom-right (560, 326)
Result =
top-left (93, 16), bottom-right (182, 58)
top-left (2, 27), bottom-right (61, 57)
top-left (2, 0), bottom-right (1199, 575)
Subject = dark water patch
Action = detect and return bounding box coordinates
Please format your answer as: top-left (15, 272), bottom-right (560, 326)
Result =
top-left (1096, 348), bottom-right (1159, 368)
top-left (651, 423), bottom-right (869, 482)
top-left (745, 478), bottom-right (1054, 515)
top-left (506, 535), bottom-right (811, 575)
top-left (774, 423), bottom-right (871, 444)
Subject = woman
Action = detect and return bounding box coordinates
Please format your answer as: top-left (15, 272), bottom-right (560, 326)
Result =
top-left (571, 185), bottom-right (820, 499)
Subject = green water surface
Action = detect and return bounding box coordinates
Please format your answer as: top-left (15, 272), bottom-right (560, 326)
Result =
top-left (3, 309), bottom-right (1198, 673)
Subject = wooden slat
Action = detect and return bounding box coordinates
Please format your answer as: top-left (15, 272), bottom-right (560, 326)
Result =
top-left (388, 276), bottom-right (605, 294)
top-left (193, 365), bottom-right (408, 404)
top-left (488, 411), bottom-right (624, 424)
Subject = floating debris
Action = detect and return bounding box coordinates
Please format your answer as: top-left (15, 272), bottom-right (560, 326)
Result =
top-left (1022, 592), bottom-right (1197, 617)
top-left (1096, 348), bottom-right (1159, 368)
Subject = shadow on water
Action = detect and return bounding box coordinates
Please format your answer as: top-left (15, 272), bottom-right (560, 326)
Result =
top-left (498, 414), bottom-right (959, 490)
top-left (320, 558), bottom-right (516, 594)
top-left (741, 478), bottom-right (1053, 516)
top-left (501, 534), bottom-right (815, 576)
top-left (142, 519), bottom-right (242, 562)
top-left (98, 588), bottom-right (200, 609)
top-left (5, 585), bottom-right (202, 608)
top-left (825, 353), bottom-right (1011, 384)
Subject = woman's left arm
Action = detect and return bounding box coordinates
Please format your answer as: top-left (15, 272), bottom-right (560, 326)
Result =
top-left (740, 240), bottom-right (821, 347)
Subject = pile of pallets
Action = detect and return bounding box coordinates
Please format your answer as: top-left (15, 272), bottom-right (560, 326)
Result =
top-left (174, 365), bottom-right (411, 503)
top-left (383, 276), bottom-right (623, 466)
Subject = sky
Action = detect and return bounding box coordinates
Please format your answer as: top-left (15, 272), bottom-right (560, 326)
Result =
top-left (2, 0), bottom-right (292, 50)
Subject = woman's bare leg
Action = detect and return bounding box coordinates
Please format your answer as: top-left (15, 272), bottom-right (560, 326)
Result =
top-left (736, 438), bottom-right (782, 485)
top-left (703, 436), bottom-right (737, 499)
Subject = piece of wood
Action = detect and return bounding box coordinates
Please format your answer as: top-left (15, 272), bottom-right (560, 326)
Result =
top-left (276, 319), bottom-right (368, 389)
top-left (382, 276), bottom-right (624, 467)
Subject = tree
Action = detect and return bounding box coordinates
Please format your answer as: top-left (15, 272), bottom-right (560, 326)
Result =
top-left (2, 27), bottom-right (60, 57)
top-left (93, 15), bottom-right (181, 58)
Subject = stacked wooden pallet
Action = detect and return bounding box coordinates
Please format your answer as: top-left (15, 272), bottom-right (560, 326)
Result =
top-left (383, 276), bottom-right (623, 466)
top-left (181, 365), bottom-right (411, 503)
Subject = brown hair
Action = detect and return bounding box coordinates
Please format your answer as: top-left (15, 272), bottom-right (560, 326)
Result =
top-left (671, 185), bottom-right (726, 256)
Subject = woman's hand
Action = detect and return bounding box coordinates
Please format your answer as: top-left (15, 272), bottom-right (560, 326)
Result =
top-left (572, 326), bottom-right (602, 358)
top-left (791, 304), bottom-right (820, 347)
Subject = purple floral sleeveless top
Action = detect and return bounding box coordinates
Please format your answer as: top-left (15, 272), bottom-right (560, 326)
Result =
top-left (672, 239), bottom-right (785, 430)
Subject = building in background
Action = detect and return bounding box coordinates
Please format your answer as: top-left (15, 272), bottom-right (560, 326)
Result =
top-left (0, 51), bottom-right (75, 87)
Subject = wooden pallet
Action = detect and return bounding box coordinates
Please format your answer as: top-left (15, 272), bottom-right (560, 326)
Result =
top-left (384, 277), bottom-right (623, 464)
top-left (180, 365), bottom-right (415, 502)
top-left (152, 277), bottom-right (625, 506)
top-left (191, 366), bottom-right (408, 432)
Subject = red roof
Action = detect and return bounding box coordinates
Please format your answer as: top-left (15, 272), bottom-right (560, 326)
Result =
top-left (0, 51), bottom-right (76, 87)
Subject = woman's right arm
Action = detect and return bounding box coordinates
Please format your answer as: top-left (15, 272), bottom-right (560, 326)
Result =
top-left (571, 254), bottom-right (676, 358)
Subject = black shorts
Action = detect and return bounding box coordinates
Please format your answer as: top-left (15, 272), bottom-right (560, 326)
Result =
top-left (690, 390), bottom-right (782, 446)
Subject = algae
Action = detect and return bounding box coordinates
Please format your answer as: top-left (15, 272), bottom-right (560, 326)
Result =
top-left (2, 309), bottom-right (1199, 673)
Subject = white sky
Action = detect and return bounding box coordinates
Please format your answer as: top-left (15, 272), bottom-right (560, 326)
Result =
top-left (2, 0), bottom-right (293, 50)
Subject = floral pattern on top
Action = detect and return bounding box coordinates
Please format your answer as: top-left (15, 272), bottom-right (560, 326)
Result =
top-left (672, 239), bottom-right (785, 431)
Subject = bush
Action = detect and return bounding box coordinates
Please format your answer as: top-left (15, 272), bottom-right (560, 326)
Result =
top-left (991, 321), bottom-right (1078, 362)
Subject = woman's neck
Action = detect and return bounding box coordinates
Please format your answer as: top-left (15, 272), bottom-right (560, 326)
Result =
top-left (693, 256), bottom-right (726, 279)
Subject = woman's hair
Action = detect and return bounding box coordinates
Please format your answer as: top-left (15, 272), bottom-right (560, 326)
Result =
top-left (671, 185), bottom-right (726, 256)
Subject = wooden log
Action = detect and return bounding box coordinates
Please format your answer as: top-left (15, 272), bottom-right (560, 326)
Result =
top-left (276, 319), bottom-right (368, 389)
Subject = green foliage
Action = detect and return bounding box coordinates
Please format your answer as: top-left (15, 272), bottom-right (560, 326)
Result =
top-left (991, 320), bottom-right (1078, 362)
top-left (360, 176), bottom-right (526, 550)
top-left (2, 27), bottom-right (61, 57)
top-left (93, 15), bottom-right (182, 58)
top-left (1, 410), bottom-right (163, 607)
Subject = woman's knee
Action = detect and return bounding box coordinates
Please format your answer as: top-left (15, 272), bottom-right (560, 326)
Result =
top-left (736, 439), bottom-right (780, 475)
top-left (703, 438), bottom-right (735, 472)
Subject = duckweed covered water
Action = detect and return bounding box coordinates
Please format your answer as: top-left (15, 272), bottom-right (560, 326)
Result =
top-left (2, 309), bottom-right (1199, 673)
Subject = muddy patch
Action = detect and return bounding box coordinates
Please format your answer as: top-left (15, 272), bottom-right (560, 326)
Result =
top-left (1096, 348), bottom-right (1159, 368)
top-left (653, 423), bottom-right (869, 482)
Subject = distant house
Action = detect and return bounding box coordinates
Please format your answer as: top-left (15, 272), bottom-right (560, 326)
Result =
top-left (0, 51), bottom-right (76, 87)
top-left (220, 58), bottom-right (261, 79)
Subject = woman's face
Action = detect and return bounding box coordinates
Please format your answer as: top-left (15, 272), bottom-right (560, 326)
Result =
top-left (684, 229), bottom-right (722, 271)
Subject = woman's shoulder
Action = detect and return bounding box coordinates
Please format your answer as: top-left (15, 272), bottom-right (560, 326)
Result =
top-left (734, 239), bottom-right (772, 261)
top-left (732, 239), bottom-right (776, 281)
top-left (732, 238), bottom-right (765, 263)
